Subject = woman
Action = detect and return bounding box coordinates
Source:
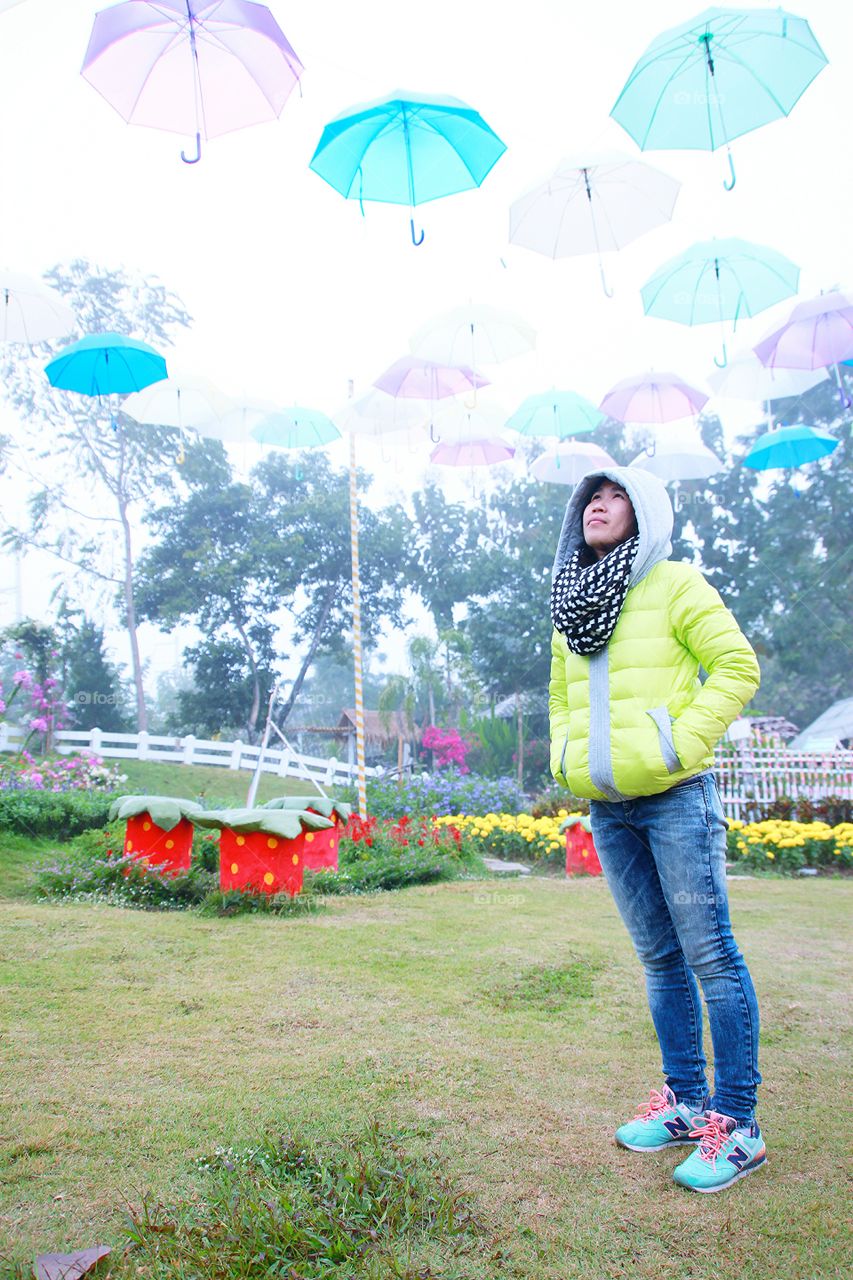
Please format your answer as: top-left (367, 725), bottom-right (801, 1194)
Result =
top-left (548, 467), bottom-right (765, 1194)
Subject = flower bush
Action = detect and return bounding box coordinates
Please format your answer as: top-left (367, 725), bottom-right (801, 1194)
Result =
top-left (420, 725), bottom-right (473, 773)
top-left (434, 809), bottom-right (581, 865)
top-left (0, 749), bottom-right (126, 793)
top-left (727, 819), bottom-right (853, 874)
top-left (347, 768), bottom-right (528, 820)
top-left (0, 665), bottom-right (67, 748)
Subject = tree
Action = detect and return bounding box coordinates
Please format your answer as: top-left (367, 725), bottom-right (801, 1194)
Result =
top-left (409, 483), bottom-right (489, 632)
top-left (0, 259), bottom-right (223, 731)
top-left (63, 618), bottom-right (132, 732)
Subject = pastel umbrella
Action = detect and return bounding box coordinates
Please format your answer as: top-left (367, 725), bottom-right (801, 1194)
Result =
top-left (251, 408), bottom-right (340, 448)
top-left (309, 91), bottom-right (506, 244)
top-left (81, 0), bottom-right (304, 164)
top-left (641, 237), bottom-right (800, 367)
top-left (0, 270), bottom-right (76, 344)
top-left (334, 389), bottom-right (431, 437)
top-left (509, 151), bottom-right (679, 295)
top-left (212, 397), bottom-right (278, 443)
top-left (600, 372), bottom-right (709, 423)
top-left (753, 292), bottom-right (853, 370)
top-left (430, 437), bottom-right (515, 467)
top-left (122, 373), bottom-right (236, 432)
top-left (506, 391), bottom-right (602, 439)
top-left (629, 432), bottom-right (724, 482)
top-left (44, 333), bottom-right (167, 396)
top-left (743, 424), bottom-right (838, 470)
top-left (610, 6), bottom-right (827, 189)
top-left (707, 348), bottom-right (827, 401)
top-left (411, 304), bottom-right (536, 368)
top-left (530, 440), bottom-right (618, 486)
top-left (430, 402), bottom-right (509, 438)
top-left (373, 357), bottom-right (489, 399)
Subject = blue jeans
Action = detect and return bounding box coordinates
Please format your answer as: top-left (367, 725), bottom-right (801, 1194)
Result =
top-left (590, 773), bottom-right (761, 1127)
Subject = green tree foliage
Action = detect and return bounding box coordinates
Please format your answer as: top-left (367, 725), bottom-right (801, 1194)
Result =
top-left (63, 618), bottom-right (132, 732)
top-left (409, 483), bottom-right (488, 632)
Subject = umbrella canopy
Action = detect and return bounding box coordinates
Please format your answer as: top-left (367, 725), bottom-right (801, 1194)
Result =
top-left (334, 389), bottom-right (431, 437)
top-left (44, 333), bottom-right (167, 397)
top-left (0, 270), bottom-right (76, 344)
top-left (81, 0), bottom-right (303, 163)
top-left (600, 372), bottom-right (709, 423)
top-left (430, 437), bottom-right (514, 467)
top-left (707, 348), bottom-right (827, 401)
top-left (743, 424), bottom-right (839, 470)
top-left (506, 391), bottom-right (602, 439)
top-left (629, 432), bottom-right (724, 482)
top-left (122, 373), bottom-right (235, 430)
top-left (251, 408), bottom-right (340, 448)
top-left (610, 6), bottom-right (827, 187)
top-left (753, 291), bottom-right (853, 369)
top-left (373, 357), bottom-right (489, 399)
top-left (509, 151), bottom-right (679, 292)
top-left (530, 440), bottom-right (618, 486)
top-left (410, 304), bottom-right (536, 367)
top-left (641, 237), bottom-right (800, 327)
top-left (430, 402), bottom-right (509, 438)
top-left (309, 91), bottom-right (505, 241)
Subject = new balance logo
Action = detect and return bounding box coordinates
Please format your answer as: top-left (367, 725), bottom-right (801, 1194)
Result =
top-left (726, 1144), bottom-right (750, 1169)
top-left (663, 1115), bottom-right (691, 1138)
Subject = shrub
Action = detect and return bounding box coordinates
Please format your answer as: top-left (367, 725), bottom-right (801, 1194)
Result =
top-left (0, 788), bottom-right (118, 838)
top-left (310, 812), bottom-right (486, 894)
top-left (726, 818), bottom-right (853, 874)
top-left (346, 768), bottom-right (528, 820)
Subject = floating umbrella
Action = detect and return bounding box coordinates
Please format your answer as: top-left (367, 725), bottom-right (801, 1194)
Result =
top-left (753, 291), bottom-right (853, 408)
top-left (44, 332), bottom-right (167, 396)
top-left (373, 356), bottom-right (489, 443)
top-left (610, 6), bottom-right (828, 189)
top-left (334, 388), bottom-right (431, 438)
top-left (410, 305), bottom-right (535, 402)
top-left (82, 0), bottom-right (304, 164)
top-left (743, 424), bottom-right (838, 470)
top-left (251, 408), bottom-right (340, 449)
top-left (0, 270), bottom-right (76, 344)
top-left (509, 151), bottom-right (679, 295)
top-left (506, 391), bottom-right (602, 440)
top-left (629, 432), bottom-right (724, 484)
top-left (122, 373), bottom-right (235, 433)
top-left (310, 91), bottom-right (506, 244)
top-left (430, 437), bottom-right (514, 467)
top-left (530, 440), bottom-right (618, 486)
top-left (707, 348), bottom-right (827, 402)
top-left (641, 237), bottom-right (800, 367)
top-left (600, 372), bottom-right (708, 423)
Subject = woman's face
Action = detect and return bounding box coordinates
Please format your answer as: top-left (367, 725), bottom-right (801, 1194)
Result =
top-left (582, 480), bottom-right (637, 558)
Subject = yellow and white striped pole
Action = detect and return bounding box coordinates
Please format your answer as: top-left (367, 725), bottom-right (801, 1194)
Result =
top-left (347, 382), bottom-right (368, 818)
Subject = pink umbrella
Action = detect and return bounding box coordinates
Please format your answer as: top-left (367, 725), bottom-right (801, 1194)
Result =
top-left (81, 1), bottom-right (303, 164)
top-left (430, 438), bottom-right (515, 467)
top-left (753, 291), bottom-right (853, 408)
top-left (600, 371), bottom-right (708, 423)
top-left (373, 357), bottom-right (489, 399)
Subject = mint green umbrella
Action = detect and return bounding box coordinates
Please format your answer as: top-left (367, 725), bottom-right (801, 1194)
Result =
top-left (641, 237), bottom-right (800, 366)
top-left (251, 408), bottom-right (340, 449)
top-left (611, 7), bottom-right (827, 189)
top-left (506, 391), bottom-right (602, 440)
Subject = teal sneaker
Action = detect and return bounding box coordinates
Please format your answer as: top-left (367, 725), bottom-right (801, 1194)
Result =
top-left (672, 1111), bottom-right (767, 1193)
top-left (615, 1085), bottom-right (708, 1152)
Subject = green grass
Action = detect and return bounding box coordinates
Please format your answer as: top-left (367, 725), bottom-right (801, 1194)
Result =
top-left (117, 759), bottom-right (341, 808)
top-left (0, 873), bottom-right (851, 1278)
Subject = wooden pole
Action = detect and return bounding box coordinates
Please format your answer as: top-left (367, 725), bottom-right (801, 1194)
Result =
top-left (347, 387), bottom-right (368, 819)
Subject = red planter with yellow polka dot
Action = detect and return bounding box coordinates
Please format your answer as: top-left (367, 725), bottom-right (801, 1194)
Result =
top-left (297, 813), bottom-right (341, 872)
top-left (565, 825), bottom-right (602, 876)
top-left (219, 827), bottom-right (304, 897)
top-left (123, 813), bottom-right (194, 876)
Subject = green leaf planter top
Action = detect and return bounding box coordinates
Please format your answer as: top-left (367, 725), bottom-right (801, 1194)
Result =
top-left (190, 807), bottom-right (335, 838)
top-left (558, 814), bottom-right (593, 834)
top-left (108, 795), bottom-right (204, 832)
top-left (261, 796), bottom-right (352, 823)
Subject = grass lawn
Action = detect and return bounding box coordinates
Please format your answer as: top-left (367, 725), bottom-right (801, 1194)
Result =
top-left (1, 865), bottom-right (851, 1277)
top-left (116, 759), bottom-right (343, 808)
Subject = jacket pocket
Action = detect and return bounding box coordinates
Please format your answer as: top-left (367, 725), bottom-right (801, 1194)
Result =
top-left (646, 707), bottom-right (682, 775)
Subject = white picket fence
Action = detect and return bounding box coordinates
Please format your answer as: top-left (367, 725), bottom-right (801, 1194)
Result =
top-left (715, 745), bottom-right (853, 820)
top-left (0, 724), bottom-right (382, 789)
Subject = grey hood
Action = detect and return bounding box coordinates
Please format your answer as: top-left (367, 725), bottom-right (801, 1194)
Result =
top-left (551, 466), bottom-right (673, 588)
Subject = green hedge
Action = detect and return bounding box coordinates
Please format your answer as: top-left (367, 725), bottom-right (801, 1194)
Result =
top-left (0, 789), bottom-right (117, 839)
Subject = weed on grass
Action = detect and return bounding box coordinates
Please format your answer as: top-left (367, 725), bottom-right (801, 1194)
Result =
top-left (483, 957), bottom-right (605, 1015)
top-left (108, 1118), bottom-right (521, 1279)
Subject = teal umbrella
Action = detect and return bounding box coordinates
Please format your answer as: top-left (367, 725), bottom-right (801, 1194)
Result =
top-left (506, 391), bottom-right (602, 439)
top-left (44, 332), bottom-right (167, 396)
top-left (743, 424), bottom-right (838, 470)
top-left (309, 90), bottom-right (506, 244)
top-left (641, 237), bottom-right (800, 366)
top-left (250, 408), bottom-right (340, 449)
top-left (610, 7), bottom-right (827, 189)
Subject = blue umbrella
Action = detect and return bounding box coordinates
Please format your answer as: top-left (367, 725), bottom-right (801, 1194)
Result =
top-left (44, 332), bottom-right (167, 396)
top-left (309, 90), bottom-right (506, 244)
top-left (610, 7), bottom-right (827, 189)
top-left (641, 237), bottom-right (800, 366)
top-left (743, 424), bottom-right (838, 470)
top-left (251, 408), bottom-right (340, 449)
top-left (506, 391), bottom-right (602, 439)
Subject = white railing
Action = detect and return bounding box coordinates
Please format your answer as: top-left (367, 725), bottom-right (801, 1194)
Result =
top-left (715, 744), bottom-right (853, 821)
top-left (0, 724), bottom-right (382, 789)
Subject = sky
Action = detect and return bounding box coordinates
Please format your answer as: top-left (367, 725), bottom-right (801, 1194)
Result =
top-left (0, 0), bottom-right (850, 690)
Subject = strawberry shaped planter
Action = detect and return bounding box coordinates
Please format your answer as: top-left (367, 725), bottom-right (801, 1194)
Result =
top-left (560, 814), bottom-right (602, 876)
top-left (107, 795), bottom-right (203, 877)
top-left (192, 807), bottom-right (335, 897)
top-left (260, 796), bottom-right (352, 873)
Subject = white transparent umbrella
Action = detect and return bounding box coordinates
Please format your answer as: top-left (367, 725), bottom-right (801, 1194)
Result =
top-left (0, 270), bottom-right (76, 344)
top-left (334, 388), bottom-right (431, 437)
top-left (410, 304), bottom-right (536, 368)
top-left (530, 440), bottom-right (618, 485)
top-left (213, 397), bottom-right (278, 443)
top-left (122, 373), bottom-right (237, 436)
top-left (707, 348), bottom-right (827, 402)
top-left (509, 151), bottom-right (679, 295)
top-left (629, 432), bottom-right (724, 483)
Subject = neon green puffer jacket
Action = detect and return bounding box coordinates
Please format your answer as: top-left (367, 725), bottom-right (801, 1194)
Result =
top-left (548, 467), bottom-right (760, 802)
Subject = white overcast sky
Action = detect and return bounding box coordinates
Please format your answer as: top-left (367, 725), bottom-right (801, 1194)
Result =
top-left (0, 0), bottom-right (850, 684)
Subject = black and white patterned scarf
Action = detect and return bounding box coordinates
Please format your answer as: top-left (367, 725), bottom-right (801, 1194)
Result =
top-left (550, 535), bottom-right (640, 655)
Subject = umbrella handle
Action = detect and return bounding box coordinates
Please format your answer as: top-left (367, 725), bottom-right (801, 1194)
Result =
top-left (430, 423), bottom-right (441, 444)
top-left (410, 218), bottom-right (425, 246)
top-left (723, 149), bottom-right (736, 191)
top-left (713, 341), bottom-right (728, 369)
top-left (181, 132), bottom-right (202, 165)
top-left (599, 260), bottom-right (614, 299)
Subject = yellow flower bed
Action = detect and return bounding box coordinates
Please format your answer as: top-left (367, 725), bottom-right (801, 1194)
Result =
top-left (727, 818), bottom-right (853, 871)
top-left (434, 810), bottom-right (583, 861)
